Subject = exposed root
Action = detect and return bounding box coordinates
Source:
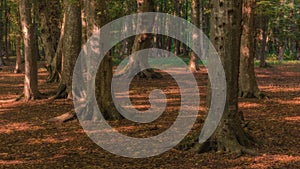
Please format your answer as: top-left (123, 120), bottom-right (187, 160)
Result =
top-left (48, 84), bottom-right (67, 101)
top-left (0, 94), bottom-right (24, 103)
top-left (239, 90), bottom-right (266, 99)
top-left (48, 111), bottom-right (77, 123)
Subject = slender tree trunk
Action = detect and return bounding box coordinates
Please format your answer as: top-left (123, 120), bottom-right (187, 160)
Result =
top-left (14, 34), bottom-right (22, 73)
top-left (239, 0), bottom-right (264, 99)
top-left (297, 40), bottom-right (300, 60)
top-left (0, 0), bottom-right (4, 66)
top-left (19, 0), bottom-right (40, 101)
top-left (189, 0), bottom-right (200, 72)
top-left (258, 16), bottom-right (269, 68)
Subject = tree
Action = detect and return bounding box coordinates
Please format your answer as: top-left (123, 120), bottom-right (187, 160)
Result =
top-left (0, 0), bottom-right (4, 67)
top-left (193, 0), bottom-right (254, 155)
top-left (19, 0), bottom-right (41, 101)
top-left (239, 0), bottom-right (264, 98)
top-left (115, 0), bottom-right (162, 79)
top-left (54, 0), bottom-right (81, 99)
top-left (37, 0), bottom-right (61, 82)
top-left (189, 0), bottom-right (200, 72)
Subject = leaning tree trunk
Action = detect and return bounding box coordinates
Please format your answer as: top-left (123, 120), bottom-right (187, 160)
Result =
top-left (54, 0), bottom-right (81, 99)
top-left (239, 0), bottom-right (264, 99)
top-left (201, 0), bottom-right (254, 155)
top-left (189, 0), bottom-right (200, 72)
top-left (115, 0), bottom-right (161, 79)
top-left (19, 0), bottom-right (41, 101)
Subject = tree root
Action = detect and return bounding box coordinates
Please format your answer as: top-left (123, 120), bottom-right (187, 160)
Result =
top-left (48, 84), bottom-right (67, 101)
top-left (48, 111), bottom-right (77, 123)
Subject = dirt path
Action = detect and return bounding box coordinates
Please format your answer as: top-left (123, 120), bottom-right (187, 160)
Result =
top-left (0, 61), bottom-right (299, 168)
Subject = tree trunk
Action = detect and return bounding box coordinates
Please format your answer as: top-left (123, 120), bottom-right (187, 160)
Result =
top-left (37, 0), bottom-right (57, 73)
top-left (115, 0), bottom-right (162, 79)
top-left (258, 16), bottom-right (269, 68)
top-left (297, 40), bottom-right (300, 60)
top-left (95, 0), bottom-right (123, 120)
top-left (239, 0), bottom-right (264, 99)
top-left (195, 0), bottom-right (254, 155)
top-left (19, 0), bottom-right (40, 101)
top-left (14, 34), bottom-right (22, 73)
top-left (55, 0), bottom-right (81, 99)
top-left (189, 0), bottom-right (200, 72)
top-left (47, 10), bottom-right (65, 84)
top-left (0, 0), bottom-right (4, 66)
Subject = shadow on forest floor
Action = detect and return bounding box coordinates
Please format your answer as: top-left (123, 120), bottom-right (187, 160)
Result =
top-left (0, 60), bottom-right (299, 168)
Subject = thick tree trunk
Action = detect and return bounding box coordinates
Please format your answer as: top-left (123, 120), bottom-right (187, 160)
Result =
top-left (239, 0), bottom-right (264, 99)
top-left (54, 0), bottom-right (81, 99)
top-left (19, 0), bottom-right (40, 101)
top-left (189, 0), bottom-right (200, 72)
top-left (192, 0), bottom-right (254, 155)
top-left (94, 0), bottom-right (123, 120)
top-left (115, 0), bottom-right (162, 79)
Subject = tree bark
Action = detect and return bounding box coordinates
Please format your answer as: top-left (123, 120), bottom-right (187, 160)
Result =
top-left (19, 0), bottom-right (40, 101)
top-left (14, 34), bottom-right (22, 73)
top-left (0, 0), bottom-right (4, 66)
top-left (115, 0), bottom-right (161, 79)
top-left (239, 0), bottom-right (264, 99)
top-left (54, 0), bottom-right (81, 99)
top-left (194, 0), bottom-right (254, 155)
top-left (189, 0), bottom-right (200, 72)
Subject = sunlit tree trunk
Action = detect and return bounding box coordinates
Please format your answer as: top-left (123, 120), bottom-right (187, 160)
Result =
top-left (239, 0), bottom-right (264, 99)
top-left (200, 0), bottom-right (254, 155)
top-left (14, 34), bottom-right (22, 73)
top-left (19, 0), bottom-right (40, 101)
top-left (189, 0), bottom-right (200, 72)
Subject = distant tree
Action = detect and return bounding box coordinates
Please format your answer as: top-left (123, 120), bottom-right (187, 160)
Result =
top-left (189, 0), bottom-right (200, 72)
top-left (0, 0), bottom-right (4, 66)
top-left (19, 0), bottom-right (41, 101)
top-left (115, 0), bottom-right (162, 79)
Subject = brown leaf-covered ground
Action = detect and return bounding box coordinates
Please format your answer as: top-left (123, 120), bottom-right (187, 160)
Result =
top-left (0, 60), bottom-right (299, 168)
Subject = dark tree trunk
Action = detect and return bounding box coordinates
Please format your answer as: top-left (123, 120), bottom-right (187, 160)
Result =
top-left (257, 16), bottom-right (269, 68)
top-left (55, 0), bottom-right (81, 99)
top-left (239, 0), bottom-right (264, 99)
top-left (19, 0), bottom-right (40, 101)
top-left (189, 0), bottom-right (200, 72)
top-left (193, 0), bottom-right (254, 155)
top-left (95, 0), bottom-right (123, 120)
top-left (297, 40), bottom-right (300, 60)
top-left (0, 0), bottom-right (4, 66)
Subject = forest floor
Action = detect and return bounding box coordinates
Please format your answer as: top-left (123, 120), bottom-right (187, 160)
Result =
top-left (0, 60), bottom-right (299, 169)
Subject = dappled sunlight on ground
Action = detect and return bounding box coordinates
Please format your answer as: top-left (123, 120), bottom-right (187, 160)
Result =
top-left (0, 62), bottom-right (300, 168)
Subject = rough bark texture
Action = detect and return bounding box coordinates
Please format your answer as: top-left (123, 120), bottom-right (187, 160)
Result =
top-left (194, 0), bottom-right (254, 155)
top-left (189, 0), bottom-right (200, 72)
top-left (19, 0), bottom-right (40, 101)
top-left (239, 0), bottom-right (264, 99)
top-left (115, 0), bottom-right (161, 79)
top-left (56, 0), bottom-right (81, 99)
top-left (94, 0), bottom-right (123, 120)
